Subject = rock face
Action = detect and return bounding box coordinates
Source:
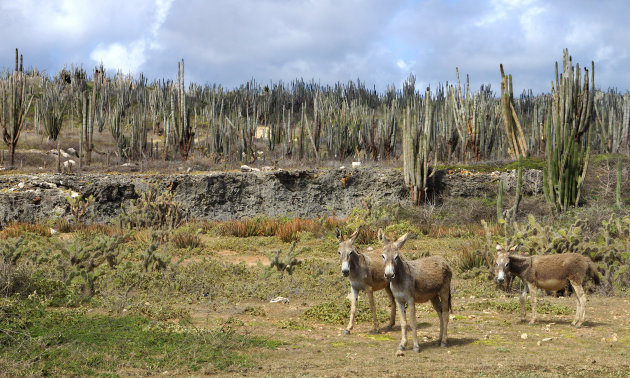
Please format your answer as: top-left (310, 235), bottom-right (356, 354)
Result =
top-left (0, 168), bottom-right (543, 226)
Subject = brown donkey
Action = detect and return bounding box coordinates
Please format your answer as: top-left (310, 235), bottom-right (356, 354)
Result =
top-left (336, 227), bottom-right (396, 335)
top-left (382, 233), bottom-right (452, 353)
top-left (495, 245), bottom-right (600, 327)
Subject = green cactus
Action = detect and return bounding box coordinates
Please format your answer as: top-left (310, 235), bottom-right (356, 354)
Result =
top-left (544, 49), bottom-right (595, 212)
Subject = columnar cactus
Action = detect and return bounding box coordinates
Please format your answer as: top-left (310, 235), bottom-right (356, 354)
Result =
top-left (543, 49), bottom-right (595, 212)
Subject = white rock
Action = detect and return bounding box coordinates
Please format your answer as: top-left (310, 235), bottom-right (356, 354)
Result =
top-left (270, 296), bottom-right (289, 304)
top-left (352, 161), bottom-right (361, 168)
top-left (339, 166), bottom-right (346, 170)
top-left (241, 165), bottom-right (252, 172)
top-left (63, 160), bottom-right (76, 170)
top-left (520, 333), bottom-right (528, 340)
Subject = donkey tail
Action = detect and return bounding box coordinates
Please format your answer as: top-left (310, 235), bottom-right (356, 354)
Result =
top-left (587, 259), bottom-right (601, 285)
top-left (448, 289), bottom-right (453, 314)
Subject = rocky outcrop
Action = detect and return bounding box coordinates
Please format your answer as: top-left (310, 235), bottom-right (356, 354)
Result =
top-left (0, 168), bottom-right (542, 226)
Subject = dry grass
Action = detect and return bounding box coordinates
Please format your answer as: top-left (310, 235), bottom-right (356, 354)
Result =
top-left (218, 217), bottom-right (340, 242)
top-left (0, 222), bottom-right (51, 239)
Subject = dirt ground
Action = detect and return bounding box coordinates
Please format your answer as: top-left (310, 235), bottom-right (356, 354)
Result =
top-left (184, 254), bottom-right (630, 377)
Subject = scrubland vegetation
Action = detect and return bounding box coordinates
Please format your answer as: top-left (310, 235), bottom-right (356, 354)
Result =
top-left (0, 47), bottom-right (629, 375)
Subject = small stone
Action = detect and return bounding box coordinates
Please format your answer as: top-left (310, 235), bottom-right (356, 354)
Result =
top-left (537, 340), bottom-right (541, 346)
top-left (352, 161), bottom-right (361, 168)
top-left (447, 350), bottom-right (451, 355)
top-left (395, 350), bottom-right (404, 357)
top-left (520, 333), bottom-right (528, 340)
top-left (611, 333), bottom-right (618, 342)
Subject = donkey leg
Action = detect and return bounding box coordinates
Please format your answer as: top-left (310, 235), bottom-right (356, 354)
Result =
top-left (345, 287), bottom-right (359, 335)
top-left (519, 287), bottom-right (528, 323)
top-left (384, 286), bottom-right (396, 332)
top-left (408, 299), bottom-right (420, 352)
top-left (570, 280), bottom-right (586, 327)
top-left (430, 297), bottom-right (444, 346)
top-left (440, 288), bottom-right (450, 347)
top-left (396, 299), bottom-right (408, 351)
top-left (569, 280), bottom-right (581, 326)
top-left (367, 290), bottom-right (379, 334)
top-left (527, 283), bottom-right (538, 325)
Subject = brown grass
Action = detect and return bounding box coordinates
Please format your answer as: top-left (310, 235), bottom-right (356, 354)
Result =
top-left (0, 222), bottom-right (51, 239)
top-left (218, 216), bottom-right (341, 242)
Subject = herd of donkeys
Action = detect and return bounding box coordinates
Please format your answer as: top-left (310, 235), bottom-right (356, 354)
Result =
top-left (335, 227), bottom-right (601, 353)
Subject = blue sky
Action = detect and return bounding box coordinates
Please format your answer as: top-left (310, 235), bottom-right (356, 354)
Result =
top-left (1, 0), bottom-right (628, 94)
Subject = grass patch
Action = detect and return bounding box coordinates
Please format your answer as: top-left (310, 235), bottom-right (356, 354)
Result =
top-left (276, 319), bottom-right (311, 330)
top-left (466, 299), bottom-right (573, 315)
top-left (0, 298), bottom-right (279, 376)
top-left (302, 300), bottom-right (390, 325)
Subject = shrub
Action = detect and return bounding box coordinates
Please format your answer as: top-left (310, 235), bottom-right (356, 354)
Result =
top-left (172, 229), bottom-right (203, 249)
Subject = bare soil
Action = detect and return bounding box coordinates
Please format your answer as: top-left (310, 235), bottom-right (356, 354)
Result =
top-left (184, 251), bottom-right (630, 376)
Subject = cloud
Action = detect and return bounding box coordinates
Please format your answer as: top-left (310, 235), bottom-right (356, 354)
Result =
top-left (89, 0), bottom-right (174, 74)
top-left (0, 0), bottom-right (628, 93)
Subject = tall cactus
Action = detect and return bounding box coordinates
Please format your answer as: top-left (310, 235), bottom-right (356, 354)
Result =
top-left (1, 48), bottom-right (34, 167)
top-left (38, 80), bottom-right (68, 141)
top-left (173, 58), bottom-right (193, 160)
top-left (543, 49), bottom-right (594, 212)
top-left (403, 87), bottom-right (434, 206)
top-left (500, 64), bottom-right (528, 158)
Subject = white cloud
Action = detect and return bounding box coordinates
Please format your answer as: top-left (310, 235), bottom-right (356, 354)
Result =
top-left (0, 0), bottom-right (628, 93)
top-left (89, 0), bottom-right (174, 74)
top-left (90, 41), bottom-right (147, 74)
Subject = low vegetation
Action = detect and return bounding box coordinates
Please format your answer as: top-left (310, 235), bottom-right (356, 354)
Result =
top-left (1, 192), bottom-right (629, 374)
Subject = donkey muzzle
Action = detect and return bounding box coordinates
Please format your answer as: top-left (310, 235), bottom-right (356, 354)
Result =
top-left (496, 270), bottom-right (505, 283)
top-left (384, 265), bottom-right (395, 280)
top-left (342, 269), bottom-right (350, 277)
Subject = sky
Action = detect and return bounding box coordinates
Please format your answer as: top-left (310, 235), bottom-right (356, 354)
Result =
top-left (0, 0), bottom-right (628, 94)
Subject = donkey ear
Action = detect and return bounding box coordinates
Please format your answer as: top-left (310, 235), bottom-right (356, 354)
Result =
top-left (335, 227), bottom-right (344, 242)
top-left (495, 244), bottom-right (504, 252)
top-left (349, 226), bottom-right (362, 244)
top-left (394, 233), bottom-right (412, 249)
top-left (508, 244), bottom-right (519, 253)
top-left (377, 228), bottom-right (386, 243)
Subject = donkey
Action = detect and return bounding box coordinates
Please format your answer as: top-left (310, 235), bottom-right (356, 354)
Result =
top-left (495, 245), bottom-right (600, 327)
top-left (336, 227), bottom-right (396, 335)
top-left (382, 233), bottom-right (452, 353)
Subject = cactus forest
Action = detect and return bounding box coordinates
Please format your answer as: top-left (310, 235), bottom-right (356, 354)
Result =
top-left (1, 48), bottom-right (628, 168)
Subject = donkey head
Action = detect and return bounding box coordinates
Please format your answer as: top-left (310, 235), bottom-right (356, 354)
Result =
top-left (495, 244), bottom-right (517, 283)
top-left (336, 226), bottom-right (361, 277)
top-left (382, 233), bottom-right (412, 280)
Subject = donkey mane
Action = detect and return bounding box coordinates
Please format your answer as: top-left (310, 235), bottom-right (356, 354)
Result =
top-left (508, 255), bottom-right (530, 276)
